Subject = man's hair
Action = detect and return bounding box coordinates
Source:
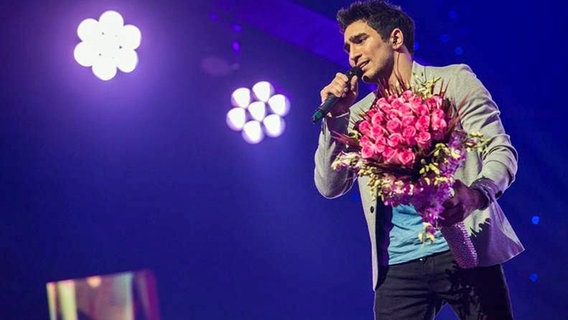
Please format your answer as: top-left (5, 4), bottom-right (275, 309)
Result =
top-left (337, 1), bottom-right (415, 54)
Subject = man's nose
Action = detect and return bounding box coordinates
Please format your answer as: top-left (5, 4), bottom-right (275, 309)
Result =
top-left (350, 50), bottom-right (361, 66)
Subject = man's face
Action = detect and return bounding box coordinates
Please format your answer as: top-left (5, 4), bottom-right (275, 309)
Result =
top-left (343, 20), bottom-right (394, 83)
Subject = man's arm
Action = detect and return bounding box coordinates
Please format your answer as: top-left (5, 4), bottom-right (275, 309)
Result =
top-left (314, 114), bottom-right (356, 199)
top-left (440, 64), bottom-right (518, 225)
top-left (452, 64), bottom-right (518, 200)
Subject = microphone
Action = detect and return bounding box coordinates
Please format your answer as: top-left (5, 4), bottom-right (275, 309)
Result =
top-left (312, 66), bottom-right (363, 123)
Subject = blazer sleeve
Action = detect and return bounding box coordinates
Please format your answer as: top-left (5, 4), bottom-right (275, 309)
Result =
top-left (449, 64), bottom-right (518, 200)
top-left (314, 113), bottom-right (357, 199)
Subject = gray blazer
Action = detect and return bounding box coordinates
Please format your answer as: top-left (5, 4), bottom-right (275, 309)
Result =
top-left (314, 61), bottom-right (524, 289)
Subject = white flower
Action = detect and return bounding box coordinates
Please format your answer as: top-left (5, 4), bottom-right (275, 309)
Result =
top-left (73, 11), bottom-right (141, 81)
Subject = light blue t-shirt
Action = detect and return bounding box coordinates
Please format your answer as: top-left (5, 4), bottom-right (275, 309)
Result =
top-left (387, 204), bottom-right (449, 265)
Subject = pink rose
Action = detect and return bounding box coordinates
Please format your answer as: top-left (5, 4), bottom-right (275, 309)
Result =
top-left (358, 120), bottom-right (372, 136)
top-left (401, 114), bottom-right (416, 127)
top-left (376, 97), bottom-right (388, 105)
top-left (370, 126), bottom-right (385, 140)
top-left (360, 137), bottom-right (376, 158)
top-left (390, 98), bottom-right (405, 111)
top-left (382, 147), bottom-right (396, 162)
top-left (416, 131), bottom-right (432, 149)
top-left (386, 108), bottom-right (402, 120)
top-left (361, 145), bottom-right (375, 159)
top-left (425, 96), bottom-right (442, 109)
top-left (371, 111), bottom-right (385, 127)
top-left (431, 108), bottom-right (445, 120)
top-left (386, 118), bottom-right (402, 133)
top-left (374, 140), bottom-right (386, 153)
top-left (402, 126), bottom-right (417, 145)
top-left (360, 135), bottom-right (371, 146)
top-left (416, 103), bottom-right (430, 116)
top-left (366, 108), bottom-right (377, 118)
top-left (408, 96), bottom-right (422, 110)
top-left (430, 109), bottom-right (447, 130)
top-left (402, 90), bottom-right (414, 101)
top-left (387, 133), bottom-right (404, 148)
top-left (377, 98), bottom-right (391, 111)
top-left (398, 148), bottom-right (416, 166)
top-left (415, 115), bottom-right (430, 132)
top-left (399, 103), bottom-right (412, 114)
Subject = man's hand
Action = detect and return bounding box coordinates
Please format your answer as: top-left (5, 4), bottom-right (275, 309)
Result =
top-left (440, 180), bottom-right (487, 227)
top-left (319, 73), bottom-right (359, 117)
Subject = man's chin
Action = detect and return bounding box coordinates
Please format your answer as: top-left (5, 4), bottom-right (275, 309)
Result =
top-left (361, 74), bottom-right (376, 84)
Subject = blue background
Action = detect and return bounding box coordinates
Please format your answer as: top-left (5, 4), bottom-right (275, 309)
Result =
top-left (1, 0), bottom-right (567, 319)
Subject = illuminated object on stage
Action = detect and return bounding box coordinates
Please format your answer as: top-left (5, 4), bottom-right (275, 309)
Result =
top-left (74, 11), bottom-right (141, 81)
top-left (226, 81), bottom-right (290, 144)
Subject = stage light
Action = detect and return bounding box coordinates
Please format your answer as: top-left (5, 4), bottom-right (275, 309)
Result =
top-left (252, 81), bottom-right (274, 102)
top-left (268, 94), bottom-right (290, 116)
top-left (231, 88), bottom-right (252, 108)
top-left (226, 81), bottom-right (290, 144)
top-left (86, 276), bottom-right (102, 288)
top-left (448, 10), bottom-right (458, 21)
top-left (263, 114), bottom-right (285, 137)
top-left (242, 121), bottom-right (264, 144)
top-left (454, 46), bottom-right (464, 55)
top-left (226, 108), bottom-right (247, 131)
top-left (248, 101), bottom-right (267, 121)
top-left (74, 10), bottom-right (141, 81)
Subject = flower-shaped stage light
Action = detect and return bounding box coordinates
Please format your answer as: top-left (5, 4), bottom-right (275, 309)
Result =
top-left (226, 81), bottom-right (290, 144)
top-left (74, 11), bottom-right (141, 81)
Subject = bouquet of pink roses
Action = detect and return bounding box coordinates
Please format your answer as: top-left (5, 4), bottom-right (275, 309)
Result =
top-left (331, 76), bottom-right (485, 268)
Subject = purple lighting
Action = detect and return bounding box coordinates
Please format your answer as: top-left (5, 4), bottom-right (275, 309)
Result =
top-left (232, 24), bottom-right (242, 33)
top-left (232, 41), bottom-right (240, 53)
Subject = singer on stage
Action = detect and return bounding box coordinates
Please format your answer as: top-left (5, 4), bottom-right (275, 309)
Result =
top-left (313, 1), bottom-right (523, 319)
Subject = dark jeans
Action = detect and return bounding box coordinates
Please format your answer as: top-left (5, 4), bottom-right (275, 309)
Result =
top-left (374, 250), bottom-right (513, 320)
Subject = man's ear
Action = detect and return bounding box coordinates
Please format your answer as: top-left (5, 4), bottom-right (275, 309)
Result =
top-left (390, 28), bottom-right (404, 48)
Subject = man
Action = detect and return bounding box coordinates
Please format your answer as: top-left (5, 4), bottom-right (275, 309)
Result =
top-left (313, 1), bottom-right (524, 319)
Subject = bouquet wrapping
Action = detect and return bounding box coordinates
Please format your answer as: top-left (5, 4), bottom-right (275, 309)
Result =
top-left (331, 77), bottom-right (484, 268)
